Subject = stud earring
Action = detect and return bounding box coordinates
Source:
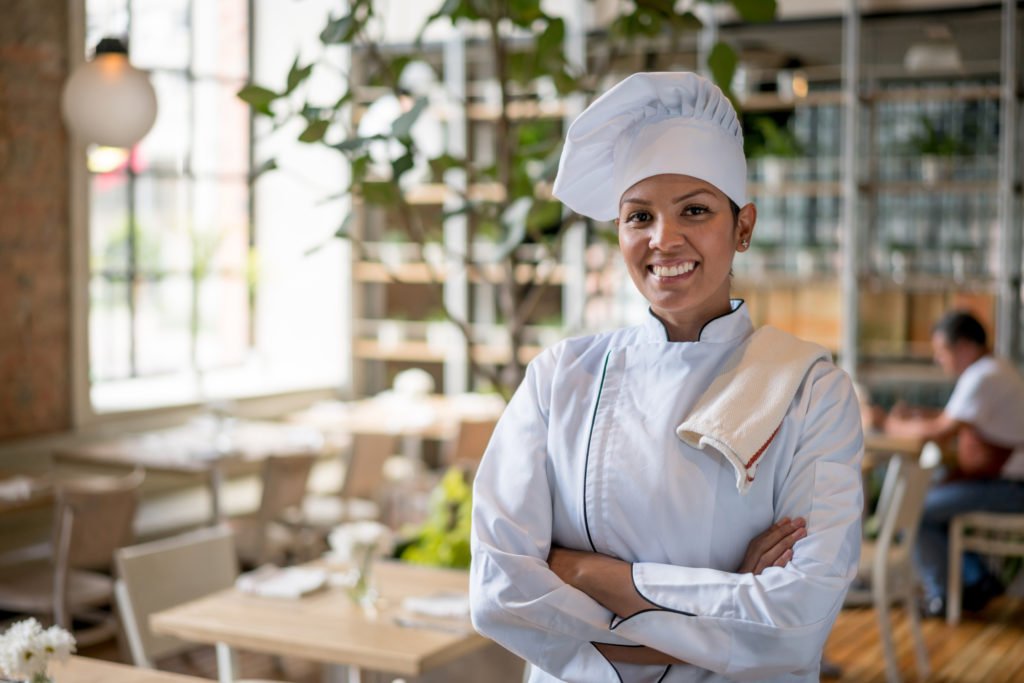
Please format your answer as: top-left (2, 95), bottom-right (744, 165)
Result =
top-left (740, 240), bottom-right (749, 248)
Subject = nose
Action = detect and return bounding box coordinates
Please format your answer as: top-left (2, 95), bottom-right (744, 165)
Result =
top-left (648, 215), bottom-right (687, 251)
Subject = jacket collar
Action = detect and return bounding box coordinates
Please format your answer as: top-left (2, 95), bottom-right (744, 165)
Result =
top-left (641, 299), bottom-right (752, 343)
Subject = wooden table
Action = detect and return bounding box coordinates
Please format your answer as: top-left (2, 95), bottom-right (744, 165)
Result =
top-left (862, 431), bottom-right (925, 468)
top-left (53, 419), bottom-right (325, 522)
top-left (287, 393), bottom-right (505, 440)
top-left (151, 560), bottom-right (486, 683)
top-left (0, 472), bottom-right (53, 515)
top-left (286, 393), bottom-right (505, 462)
top-left (47, 655), bottom-right (208, 682)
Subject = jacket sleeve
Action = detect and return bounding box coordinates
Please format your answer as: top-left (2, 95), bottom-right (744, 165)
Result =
top-left (469, 350), bottom-right (634, 682)
top-left (608, 363), bottom-right (865, 680)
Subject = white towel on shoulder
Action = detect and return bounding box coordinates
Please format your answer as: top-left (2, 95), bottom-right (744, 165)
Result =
top-left (676, 326), bottom-right (830, 495)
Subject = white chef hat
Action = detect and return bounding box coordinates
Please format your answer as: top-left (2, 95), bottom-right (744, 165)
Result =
top-left (552, 72), bottom-right (746, 222)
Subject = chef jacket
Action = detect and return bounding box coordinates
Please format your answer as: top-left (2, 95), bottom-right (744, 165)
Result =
top-left (470, 301), bottom-right (864, 682)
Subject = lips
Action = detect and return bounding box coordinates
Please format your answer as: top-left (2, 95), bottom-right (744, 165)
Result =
top-left (650, 261), bottom-right (697, 277)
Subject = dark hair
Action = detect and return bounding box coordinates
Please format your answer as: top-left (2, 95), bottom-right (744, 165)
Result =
top-left (932, 310), bottom-right (986, 347)
top-left (729, 199), bottom-right (740, 225)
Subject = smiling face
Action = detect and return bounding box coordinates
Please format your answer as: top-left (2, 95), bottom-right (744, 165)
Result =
top-left (617, 174), bottom-right (755, 342)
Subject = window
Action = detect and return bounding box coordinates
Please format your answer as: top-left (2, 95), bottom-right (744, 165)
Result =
top-left (86, 0), bottom-right (346, 412)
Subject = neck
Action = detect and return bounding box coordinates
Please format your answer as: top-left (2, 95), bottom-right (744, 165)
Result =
top-left (955, 346), bottom-right (986, 375)
top-left (655, 300), bottom-right (734, 342)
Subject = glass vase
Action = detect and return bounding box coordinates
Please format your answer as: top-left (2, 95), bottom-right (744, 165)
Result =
top-left (347, 545), bottom-right (378, 616)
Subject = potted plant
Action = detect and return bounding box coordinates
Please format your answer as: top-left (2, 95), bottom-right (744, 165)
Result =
top-left (744, 114), bottom-right (805, 188)
top-left (907, 115), bottom-right (967, 184)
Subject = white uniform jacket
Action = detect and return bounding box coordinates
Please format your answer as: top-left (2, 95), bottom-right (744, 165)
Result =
top-left (470, 302), bottom-right (864, 682)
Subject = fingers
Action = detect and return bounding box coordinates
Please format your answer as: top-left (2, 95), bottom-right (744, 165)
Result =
top-left (753, 517), bottom-right (804, 554)
top-left (756, 523), bottom-right (807, 573)
top-left (749, 518), bottom-right (807, 575)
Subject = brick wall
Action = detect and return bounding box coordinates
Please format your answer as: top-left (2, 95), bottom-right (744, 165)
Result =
top-left (0, 0), bottom-right (71, 439)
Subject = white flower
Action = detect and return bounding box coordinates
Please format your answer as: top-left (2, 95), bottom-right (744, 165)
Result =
top-left (328, 521), bottom-right (394, 563)
top-left (40, 625), bottom-right (76, 662)
top-left (0, 619), bottom-right (76, 679)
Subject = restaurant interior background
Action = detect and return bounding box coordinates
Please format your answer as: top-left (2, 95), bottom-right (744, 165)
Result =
top-left (0, 0), bottom-right (1022, 679)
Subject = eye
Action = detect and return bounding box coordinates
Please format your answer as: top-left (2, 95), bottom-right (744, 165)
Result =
top-left (682, 204), bottom-right (710, 217)
top-left (625, 210), bottom-right (652, 224)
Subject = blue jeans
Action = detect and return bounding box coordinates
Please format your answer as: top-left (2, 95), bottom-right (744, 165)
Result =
top-left (914, 476), bottom-right (1024, 601)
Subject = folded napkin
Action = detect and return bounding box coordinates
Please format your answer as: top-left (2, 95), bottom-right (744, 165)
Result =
top-left (401, 591), bottom-right (470, 619)
top-left (0, 476), bottom-right (34, 501)
top-left (676, 326), bottom-right (830, 495)
top-left (235, 565), bottom-right (328, 598)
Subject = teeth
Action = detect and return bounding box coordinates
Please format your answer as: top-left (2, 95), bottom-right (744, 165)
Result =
top-left (652, 262), bottom-right (696, 277)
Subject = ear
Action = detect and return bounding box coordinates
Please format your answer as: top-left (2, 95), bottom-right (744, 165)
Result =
top-left (735, 202), bottom-right (756, 251)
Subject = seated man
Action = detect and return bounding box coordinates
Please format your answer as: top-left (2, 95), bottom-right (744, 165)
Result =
top-left (885, 310), bottom-right (1024, 617)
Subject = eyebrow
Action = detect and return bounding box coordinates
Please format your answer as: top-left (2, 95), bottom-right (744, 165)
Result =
top-left (619, 189), bottom-right (713, 208)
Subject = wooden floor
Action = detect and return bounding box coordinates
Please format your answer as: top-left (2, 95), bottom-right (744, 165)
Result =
top-left (77, 596), bottom-right (1024, 682)
top-left (823, 595), bottom-right (1024, 682)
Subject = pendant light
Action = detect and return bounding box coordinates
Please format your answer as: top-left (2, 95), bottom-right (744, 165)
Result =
top-left (61, 37), bottom-right (157, 148)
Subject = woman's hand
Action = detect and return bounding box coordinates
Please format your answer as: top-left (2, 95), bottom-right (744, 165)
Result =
top-left (547, 546), bottom-right (657, 619)
top-left (737, 517), bottom-right (807, 574)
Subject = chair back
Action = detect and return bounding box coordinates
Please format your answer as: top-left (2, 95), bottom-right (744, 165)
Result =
top-left (948, 510), bottom-right (1024, 624)
top-left (115, 525), bottom-right (238, 667)
top-left (872, 457), bottom-right (932, 578)
top-left (447, 419), bottom-right (497, 471)
top-left (340, 433), bottom-right (397, 501)
top-left (52, 469), bottom-right (143, 632)
top-left (257, 453), bottom-right (318, 523)
top-left (55, 469), bottom-right (144, 571)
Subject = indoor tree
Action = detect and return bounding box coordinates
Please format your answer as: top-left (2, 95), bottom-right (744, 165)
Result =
top-left (239, 0), bottom-right (776, 397)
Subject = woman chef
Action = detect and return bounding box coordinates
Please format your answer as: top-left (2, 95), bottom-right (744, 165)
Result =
top-left (469, 72), bottom-right (865, 682)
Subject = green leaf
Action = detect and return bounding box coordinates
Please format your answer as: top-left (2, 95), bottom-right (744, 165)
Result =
top-left (335, 213), bottom-right (354, 239)
top-left (428, 153), bottom-right (463, 182)
top-left (428, 0), bottom-right (462, 23)
top-left (285, 58), bottom-right (314, 94)
top-left (673, 11), bottom-right (703, 30)
top-left (361, 181), bottom-right (400, 206)
top-left (248, 158), bottom-right (277, 182)
top-left (419, 0), bottom-right (478, 39)
top-left (611, 10), bottom-right (663, 39)
top-left (494, 197), bottom-right (532, 261)
top-left (728, 0), bottom-right (777, 23)
top-left (508, 0), bottom-right (544, 26)
top-left (298, 119), bottom-right (330, 143)
top-left (389, 56), bottom-right (413, 88)
top-left (707, 41), bottom-right (738, 99)
top-left (391, 152), bottom-right (415, 180)
top-left (636, 0), bottom-right (676, 14)
top-left (350, 154), bottom-right (370, 183)
top-left (332, 91), bottom-right (353, 110)
top-left (392, 97), bottom-right (429, 141)
top-left (300, 104), bottom-right (327, 122)
top-left (551, 68), bottom-right (579, 96)
top-left (441, 202), bottom-right (474, 222)
top-left (526, 200), bottom-right (562, 232)
top-left (507, 52), bottom-right (535, 85)
top-left (237, 84), bottom-right (279, 116)
top-left (536, 18), bottom-right (566, 70)
top-left (320, 14), bottom-right (356, 44)
top-left (334, 136), bottom-right (375, 153)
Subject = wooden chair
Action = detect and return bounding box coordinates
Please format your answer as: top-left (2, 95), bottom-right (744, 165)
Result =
top-left (445, 418), bottom-right (497, 476)
top-left (947, 511), bottom-right (1024, 625)
top-left (114, 525), bottom-right (277, 682)
top-left (0, 469), bottom-right (143, 647)
top-left (301, 432), bottom-right (399, 528)
top-left (229, 453), bottom-right (318, 567)
top-left (844, 456), bottom-right (932, 683)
